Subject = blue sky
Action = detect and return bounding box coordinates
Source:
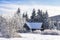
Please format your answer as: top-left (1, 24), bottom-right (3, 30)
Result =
top-left (0, 0), bottom-right (60, 18)
top-left (0, 0), bottom-right (60, 5)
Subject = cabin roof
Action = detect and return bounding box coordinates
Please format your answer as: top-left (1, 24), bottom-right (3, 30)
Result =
top-left (26, 22), bottom-right (42, 29)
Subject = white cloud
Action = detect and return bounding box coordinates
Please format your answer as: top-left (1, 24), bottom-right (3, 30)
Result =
top-left (19, 5), bottom-right (60, 17)
top-left (0, 3), bottom-right (60, 18)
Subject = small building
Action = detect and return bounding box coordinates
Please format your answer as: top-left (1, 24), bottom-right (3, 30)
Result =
top-left (49, 15), bottom-right (60, 30)
top-left (24, 22), bottom-right (44, 32)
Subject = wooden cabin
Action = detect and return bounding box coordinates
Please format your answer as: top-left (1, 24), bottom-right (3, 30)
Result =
top-left (24, 22), bottom-right (44, 32)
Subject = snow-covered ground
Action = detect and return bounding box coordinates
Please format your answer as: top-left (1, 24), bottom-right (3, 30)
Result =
top-left (0, 30), bottom-right (60, 40)
top-left (0, 33), bottom-right (60, 40)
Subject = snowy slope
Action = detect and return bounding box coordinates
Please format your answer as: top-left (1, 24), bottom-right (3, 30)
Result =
top-left (0, 33), bottom-right (59, 40)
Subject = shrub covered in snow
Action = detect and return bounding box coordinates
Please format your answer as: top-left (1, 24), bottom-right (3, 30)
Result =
top-left (41, 29), bottom-right (60, 35)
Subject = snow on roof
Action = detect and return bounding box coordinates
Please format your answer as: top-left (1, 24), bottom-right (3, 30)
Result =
top-left (26, 22), bottom-right (42, 29)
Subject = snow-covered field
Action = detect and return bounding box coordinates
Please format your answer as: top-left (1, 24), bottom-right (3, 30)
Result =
top-left (0, 33), bottom-right (60, 40)
top-left (0, 30), bottom-right (60, 40)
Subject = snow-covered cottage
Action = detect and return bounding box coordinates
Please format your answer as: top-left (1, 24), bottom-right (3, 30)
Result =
top-left (24, 22), bottom-right (43, 32)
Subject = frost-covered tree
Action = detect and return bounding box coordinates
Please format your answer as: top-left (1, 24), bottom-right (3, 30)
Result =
top-left (6, 8), bottom-right (26, 37)
top-left (0, 16), bottom-right (10, 37)
top-left (1, 8), bottom-right (22, 38)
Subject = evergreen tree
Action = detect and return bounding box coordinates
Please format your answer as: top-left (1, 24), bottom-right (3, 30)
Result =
top-left (17, 8), bottom-right (20, 16)
top-left (45, 11), bottom-right (48, 19)
top-left (25, 12), bottom-right (29, 21)
top-left (37, 9), bottom-right (43, 22)
top-left (45, 11), bottom-right (49, 29)
top-left (31, 9), bottom-right (36, 19)
top-left (22, 13), bottom-right (25, 18)
top-left (23, 12), bottom-right (29, 21)
top-left (37, 9), bottom-right (42, 16)
top-left (30, 9), bottom-right (49, 29)
top-left (43, 11), bottom-right (49, 29)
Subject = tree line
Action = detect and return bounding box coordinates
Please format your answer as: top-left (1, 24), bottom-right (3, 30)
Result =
top-left (23, 9), bottom-right (49, 29)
